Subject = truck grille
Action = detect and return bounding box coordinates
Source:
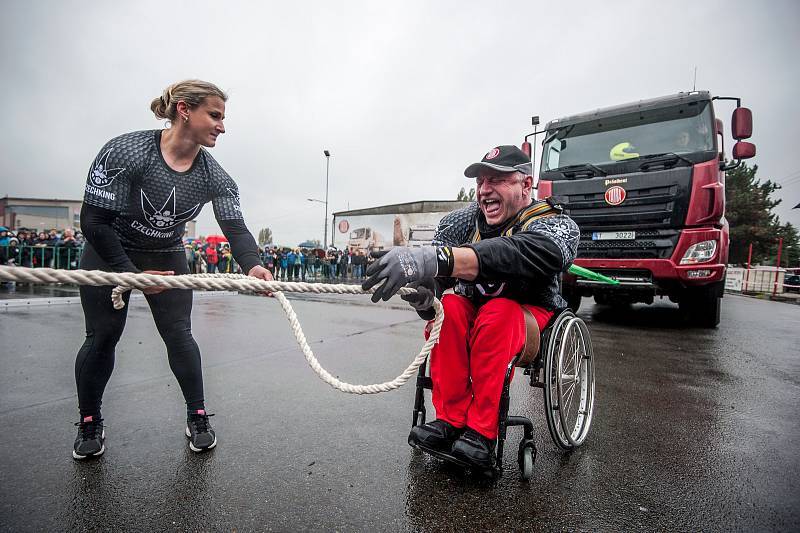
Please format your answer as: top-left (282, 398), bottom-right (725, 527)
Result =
top-left (577, 230), bottom-right (679, 259)
top-left (554, 167), bottom-right (692, 232)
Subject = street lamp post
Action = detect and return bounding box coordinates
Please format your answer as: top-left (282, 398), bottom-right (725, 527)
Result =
top-left (324, 150), bottom-right (330, 249)
top-left (308, 150), bottom-right (331, 250)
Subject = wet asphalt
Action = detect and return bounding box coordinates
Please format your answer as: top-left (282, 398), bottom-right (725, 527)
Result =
top-left (0, 289), bottom-right (798, 532)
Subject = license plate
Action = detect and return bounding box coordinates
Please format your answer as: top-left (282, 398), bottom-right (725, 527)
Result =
top-left (592, 231), bottom-right (636, 240)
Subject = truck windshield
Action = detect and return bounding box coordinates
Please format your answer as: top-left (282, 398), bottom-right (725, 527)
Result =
top-left (542, 101), bottom-right (714, 172)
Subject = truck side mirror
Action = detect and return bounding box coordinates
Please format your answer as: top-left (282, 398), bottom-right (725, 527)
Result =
top-left (732, 141), bottom-right (756, 159)
top-left (732, 107), bottom-right (752, 140)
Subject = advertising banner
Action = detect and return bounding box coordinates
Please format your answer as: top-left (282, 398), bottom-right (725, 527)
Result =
top-left (725, 267), bottom-right (743, 291)
top-left (333, 211), bottom-right (453, 253)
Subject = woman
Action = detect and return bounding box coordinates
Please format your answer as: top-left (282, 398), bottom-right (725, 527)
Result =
top-left (204, 243), bottom-right (218, 273)
top-left (219, 245), bottom-right (234, 273)
top-left (73, 79), bottom-right (272, 459)
top-left (33, 231), bottom-right (55, 268)
top-left (279, 250), bottom-right (288, 280)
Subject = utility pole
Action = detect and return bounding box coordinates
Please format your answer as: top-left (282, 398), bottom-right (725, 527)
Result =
top-left (324, 150), bottom-right (330, 249)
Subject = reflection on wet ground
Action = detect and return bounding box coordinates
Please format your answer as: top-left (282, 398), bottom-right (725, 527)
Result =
top-left (0, 282), bottom-right (81, 299)
top-left (0, 294), bottom-right (797, 531)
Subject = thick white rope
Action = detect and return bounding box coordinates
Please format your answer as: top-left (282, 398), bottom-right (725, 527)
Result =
top-left (0, 265), bottom-right (442, 395)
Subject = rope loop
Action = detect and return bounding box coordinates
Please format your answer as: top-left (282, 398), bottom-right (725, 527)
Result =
top-left (0, 266), bottom-right (441, 394)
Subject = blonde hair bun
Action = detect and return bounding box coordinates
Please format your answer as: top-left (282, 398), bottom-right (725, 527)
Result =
top-left (149, 79), bottom-right (227, 121)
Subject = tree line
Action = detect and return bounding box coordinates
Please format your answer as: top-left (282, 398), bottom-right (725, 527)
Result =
top-left (725, 163), bottom-right (798, 267)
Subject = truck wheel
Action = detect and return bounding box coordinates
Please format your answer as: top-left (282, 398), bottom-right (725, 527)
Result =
top-left (679, 288), bottom-right (721, 328)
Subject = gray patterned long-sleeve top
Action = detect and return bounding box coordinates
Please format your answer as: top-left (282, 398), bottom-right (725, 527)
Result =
top-left (81, 129), bottom-right (262, 273)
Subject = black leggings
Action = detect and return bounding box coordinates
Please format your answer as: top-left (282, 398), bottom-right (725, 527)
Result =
top-left (75, 244), bottom-right (204, 417)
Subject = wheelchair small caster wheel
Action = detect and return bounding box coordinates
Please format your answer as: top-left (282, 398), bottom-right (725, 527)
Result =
top-left (518, 440), bottom-right (536, 480)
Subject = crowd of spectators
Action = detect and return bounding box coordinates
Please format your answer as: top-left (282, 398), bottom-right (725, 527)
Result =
top-left (0, 226), bottom-right (84, 269)
top-left (185, 241), bottom-right (375, 281)
top-left (1, 226), bottom-right (376, 283)
top-left (259, 247), bottom-right (374, 281)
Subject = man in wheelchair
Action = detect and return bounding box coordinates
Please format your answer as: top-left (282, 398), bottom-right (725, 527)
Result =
top-left (363, 145), bottom-right (579, 471)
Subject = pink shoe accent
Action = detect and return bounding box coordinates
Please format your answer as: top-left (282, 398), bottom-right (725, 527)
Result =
top-left (196, 410), bottom-right (205, 415)
top-left (83, 416), bottom-right (93, 422)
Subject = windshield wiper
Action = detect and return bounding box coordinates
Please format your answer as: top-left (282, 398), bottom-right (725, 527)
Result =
top-left (551, 163), bottom-right (608, 178)
top-left (544, 124), bottom-right (575, 145)
top-left (634, 152), bottom-right (693, 169)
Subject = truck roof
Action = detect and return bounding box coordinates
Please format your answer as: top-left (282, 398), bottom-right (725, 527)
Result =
top-left (544, 90), bottom-right (711, 130)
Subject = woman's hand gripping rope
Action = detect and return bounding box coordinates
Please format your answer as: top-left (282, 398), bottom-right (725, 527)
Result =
top-left (0, 265), bottom-right (443, 395)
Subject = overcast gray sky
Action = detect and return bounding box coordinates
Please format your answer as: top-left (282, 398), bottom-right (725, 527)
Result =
top-left (1, 0), bottom-right (798, 246)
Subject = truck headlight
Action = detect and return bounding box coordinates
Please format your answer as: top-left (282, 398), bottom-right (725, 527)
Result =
top-left (680, 240), bottom-right (717, 265)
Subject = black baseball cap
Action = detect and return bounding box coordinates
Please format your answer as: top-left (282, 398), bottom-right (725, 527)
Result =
top-left (464, 145), bottom-right (532, 177)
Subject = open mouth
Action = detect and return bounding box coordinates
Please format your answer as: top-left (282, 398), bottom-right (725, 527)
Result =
top-left (481, 199), bottom-right (501, 217)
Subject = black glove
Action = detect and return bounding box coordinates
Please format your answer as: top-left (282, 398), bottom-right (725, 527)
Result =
top-left (362, 246), bottom-right (438, 302)
top-left (400, 278), bottom-right (436, 312)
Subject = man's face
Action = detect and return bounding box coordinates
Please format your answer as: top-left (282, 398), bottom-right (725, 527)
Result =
top-left (476, 170), bottom-right (532, 225)
top-left (675, 131), bottom-right (690, 148)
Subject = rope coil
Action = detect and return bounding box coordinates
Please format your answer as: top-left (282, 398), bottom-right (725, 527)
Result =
top-left (0, 266), bottom-right (441, 395)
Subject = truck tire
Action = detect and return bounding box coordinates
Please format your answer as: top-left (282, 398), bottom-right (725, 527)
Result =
top-left (679, 287), bottom-right (721, 328)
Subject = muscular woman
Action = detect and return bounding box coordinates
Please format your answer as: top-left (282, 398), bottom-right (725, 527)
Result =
top-left (73, 80), bottom-right (273, 459)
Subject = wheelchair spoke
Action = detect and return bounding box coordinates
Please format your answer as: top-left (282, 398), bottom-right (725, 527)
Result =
top-left (564, 381), bottom-right (577, 413)
top-left (563, 378), bottom-right (577, 401)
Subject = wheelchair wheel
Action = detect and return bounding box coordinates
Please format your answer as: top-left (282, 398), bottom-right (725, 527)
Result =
top-left (543, 313), bottom-right (595, 450)
top-left (518, 440), bottom-right (536, 481)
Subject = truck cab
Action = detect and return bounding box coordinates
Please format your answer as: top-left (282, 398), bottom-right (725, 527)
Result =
top-left (533, 91), bottom-right (755, 327)
top-left (407, 224), bottom-right (437, 247)
top-left (348, 227), bottom-right (385, 253)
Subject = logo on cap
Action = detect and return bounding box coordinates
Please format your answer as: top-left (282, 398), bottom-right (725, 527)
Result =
top-left (485, 148), bottom-right (500, 160)
top-left (604, 186), bottom-right (626, 206)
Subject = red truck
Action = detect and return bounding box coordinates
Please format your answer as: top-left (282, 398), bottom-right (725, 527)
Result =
top-left (525, 91), bottom-right (755, 327)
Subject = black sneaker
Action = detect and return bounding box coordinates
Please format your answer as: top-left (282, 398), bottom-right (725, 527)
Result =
top-left (451, 427), bottom-right (496, 470)
top-left (73, 416), bottom-right (105, 460)
top-left (185, 410), bottom-right (216, 452)
top-left (408, 419), bottom-right (464, 452)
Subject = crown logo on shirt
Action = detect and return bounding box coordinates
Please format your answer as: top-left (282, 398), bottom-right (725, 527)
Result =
top-left (141, 187), bottom-right (201, 229)
top-left (89, 149), bottom-right (125, 188)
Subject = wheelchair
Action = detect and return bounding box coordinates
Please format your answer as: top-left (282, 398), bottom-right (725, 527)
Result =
top-left (410, 307), bottom-right (596, 480)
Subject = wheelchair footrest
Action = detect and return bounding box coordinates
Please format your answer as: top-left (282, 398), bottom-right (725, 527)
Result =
top-left (410, 442), bottom-right (498, 475)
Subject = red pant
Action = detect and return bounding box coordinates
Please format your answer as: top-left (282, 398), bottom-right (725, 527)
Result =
top-left (428, 295), bottom-right (552, 440)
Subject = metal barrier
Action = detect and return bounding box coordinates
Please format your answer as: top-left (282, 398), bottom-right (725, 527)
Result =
top-left (268, 261), bottom-right (368, 282)
top-left (725, 266), bottom-right (800, 295)
top-left (0, 244), bottom-right (84, 269)
top-left (0, 245), bottom-right (371, 283)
